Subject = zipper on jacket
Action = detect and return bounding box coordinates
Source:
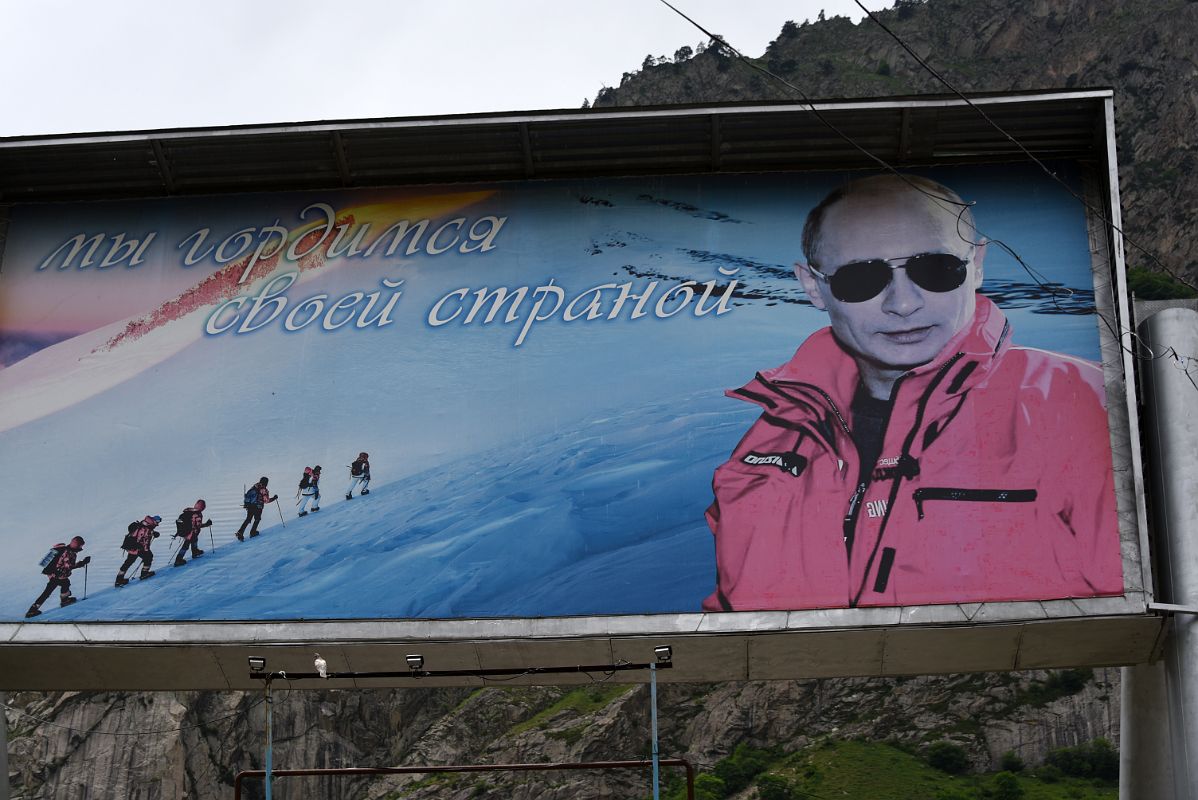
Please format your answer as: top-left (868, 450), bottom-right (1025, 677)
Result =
top-left (843, 481), bottom-right (867, 558)
top-left (839, 374), bottom-right (905, 567)
top-left (913, 487), bottom-right (1038, 520)
top-left (850, 352), bottom-right (973, 607)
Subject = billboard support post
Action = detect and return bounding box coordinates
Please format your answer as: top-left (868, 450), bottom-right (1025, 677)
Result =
top-left (0, 692), bottom-right (8, 800)
top-left (1125, 307), bottom-right (1198, 799)
top-left (264, 679), bottom-right (274, 800)
top-left (651, 663), bottom-right (660, 800)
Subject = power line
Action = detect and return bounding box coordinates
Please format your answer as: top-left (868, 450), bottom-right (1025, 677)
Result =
top-left (652, 0), bottom-right (1076, 302)
top-left (653, 0), bottom-right (1198, 393)
top-left (848, 0), bottom-right (1197, 293)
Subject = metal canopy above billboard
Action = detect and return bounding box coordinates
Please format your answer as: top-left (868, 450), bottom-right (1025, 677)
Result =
top-left (0, 604), bottom-right (1167, 691)
top-left (0, 89), bottom-right (1160, 691)
top-left (0, 90), bottom-right (1112, 202)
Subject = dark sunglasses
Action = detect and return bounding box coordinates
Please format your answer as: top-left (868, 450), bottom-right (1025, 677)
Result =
top-left (807, 252), bottom-right (970, 303)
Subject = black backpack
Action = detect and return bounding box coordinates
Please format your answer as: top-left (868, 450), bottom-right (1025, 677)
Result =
top-left (122, 521), bottom-right (141, 550)
top-left (299, 472), bottom-right (311, 490)
top-left (175, 510), bottom-right (190, 537)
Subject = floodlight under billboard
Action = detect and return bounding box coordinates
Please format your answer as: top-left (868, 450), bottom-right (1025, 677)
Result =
top-left (0, 90), bottom-right (1160, 689)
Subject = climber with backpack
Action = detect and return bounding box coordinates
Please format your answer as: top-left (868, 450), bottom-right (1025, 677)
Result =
top-left (346, 452), bottom-right (371, 500)
top-left (173, 499), bottom-right (212, 567)
top-left (298, 465), bottom-right (322, 517)
top-left (236, 477), bottom-right (278, 541)
top-left (26, 536), bottom-right (91, 618)
top-left (116, 515), bottom-right (162, 586)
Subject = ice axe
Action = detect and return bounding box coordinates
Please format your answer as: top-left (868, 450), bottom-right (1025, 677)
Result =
top-left (275, 497), bottom-right (286, 527)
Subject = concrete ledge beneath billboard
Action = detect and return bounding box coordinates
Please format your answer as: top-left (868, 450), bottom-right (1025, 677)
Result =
top-left (0, 594), bottom-right (1163, 690)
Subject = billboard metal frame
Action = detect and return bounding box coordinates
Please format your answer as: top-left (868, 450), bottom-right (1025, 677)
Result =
top-left (0, 89), bottom-right (1164, 690)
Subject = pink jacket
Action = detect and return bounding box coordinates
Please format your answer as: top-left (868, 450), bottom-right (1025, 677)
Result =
top-left (703, 297), bottom-right (1123, 612)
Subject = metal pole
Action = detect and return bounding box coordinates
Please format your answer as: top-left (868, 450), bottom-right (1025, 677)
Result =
top-left (651, 663), bottom-right (660, 800)
top-left (265, 679), bottom-right (274, 800)
top-left (1125, 307), bottom-right (1198, 799)
top-left (0, 691), bottom-right (9, 800)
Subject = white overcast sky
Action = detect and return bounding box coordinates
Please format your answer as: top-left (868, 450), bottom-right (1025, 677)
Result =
top-left (0, 0), bottom-right (893, 137)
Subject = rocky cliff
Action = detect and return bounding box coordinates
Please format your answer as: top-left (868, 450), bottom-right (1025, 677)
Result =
top-left (7, 668), bottom-right (1118, 798)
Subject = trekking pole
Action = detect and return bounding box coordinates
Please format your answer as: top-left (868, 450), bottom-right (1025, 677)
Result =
top-left (209, 525), bottom-right (216, 553)
top-left (83, 562), bottom-right (89, 600)
top-left (275, 498), bottom-right (286, 527)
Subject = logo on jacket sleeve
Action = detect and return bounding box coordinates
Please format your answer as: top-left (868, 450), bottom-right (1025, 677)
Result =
top-left (743, 451), bottom-right (808, 478)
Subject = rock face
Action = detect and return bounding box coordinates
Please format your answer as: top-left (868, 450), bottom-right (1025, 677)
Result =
top-left (6, 669), bottom-right (1119, 798)
top-left (595, 0), bottom-right (1198, 286)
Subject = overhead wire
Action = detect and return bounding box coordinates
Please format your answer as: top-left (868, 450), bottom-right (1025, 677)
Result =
top-left (653, 0), bottom-right (1079, 309)
top-left (848, 0), bottom-right (1197, 294)
top-left (653, 0), bottom-right (1198, 385)
top-left (842, 0), bottom-right (1198, 373)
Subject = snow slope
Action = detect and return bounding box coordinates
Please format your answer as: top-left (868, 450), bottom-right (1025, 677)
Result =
top-left (22, 388), bottom-right (744, 621)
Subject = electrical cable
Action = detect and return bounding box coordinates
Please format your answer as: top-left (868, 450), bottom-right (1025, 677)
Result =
top-left (477, 669), bottom-right (538, 684)
top-left (849, 0), bottom-right (1197, 294)
top-left (654, 0), bottom-right (977, 216)
top-left (653, 0), bottom-right (1198, 392)
top-left (653, 0), bottom-right (1078, 306)
top-left (844, 0), bottom-right (1198, 382)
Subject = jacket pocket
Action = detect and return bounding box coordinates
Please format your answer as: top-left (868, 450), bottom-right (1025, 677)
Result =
top-left (912, 487), bottom-right (1037, 520)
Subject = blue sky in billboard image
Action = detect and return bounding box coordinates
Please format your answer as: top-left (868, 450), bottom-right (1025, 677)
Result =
top-left (0, 166), bottom-right (1102, 621)
top-left (0, 0), bottom-right (892, 136)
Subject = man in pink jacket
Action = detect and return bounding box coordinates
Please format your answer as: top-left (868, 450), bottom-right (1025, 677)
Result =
top-left (704, 174), bottom-right (1123, 612)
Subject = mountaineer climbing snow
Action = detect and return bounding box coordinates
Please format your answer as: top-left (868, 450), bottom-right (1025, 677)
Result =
top-left (346, 452), bottom-right (371, 500)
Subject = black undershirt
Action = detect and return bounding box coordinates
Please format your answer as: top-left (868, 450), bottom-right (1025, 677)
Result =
top-left (850, 382), bottom-right (894, 485)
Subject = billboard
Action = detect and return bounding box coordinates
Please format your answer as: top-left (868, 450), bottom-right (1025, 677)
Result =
top-left (0, 163), bottom-right (1129, 627)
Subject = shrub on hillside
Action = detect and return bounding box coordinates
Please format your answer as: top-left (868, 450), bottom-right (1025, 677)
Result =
top-left (926, 740), bottom-right (971, 775)
top-left (991, 771), bottom-right (1025, 800)
top-left (1044, 738), bottom-right (1118, 781)
top-left (756, 773), bottom-right (796, 800)
top-left (1034, 764), bottom-right (1064, 783)
top-left (712, 744), bottom-right (776, 793)
top-left (999, 750), bottom-right (1025, 772)
top-left (694, 773), bottom-right (725, 800)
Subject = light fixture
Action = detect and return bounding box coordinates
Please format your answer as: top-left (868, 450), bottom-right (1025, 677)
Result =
top-left (248, 656), bottom-right (266, 672)
top-left (654, 645), bottom-right (672, 663)
top-left (406, 654), bottom-right (424, 670)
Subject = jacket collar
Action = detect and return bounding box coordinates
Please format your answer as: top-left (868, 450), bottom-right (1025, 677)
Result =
top-left (738, 295), bottom-right (1011, 413)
